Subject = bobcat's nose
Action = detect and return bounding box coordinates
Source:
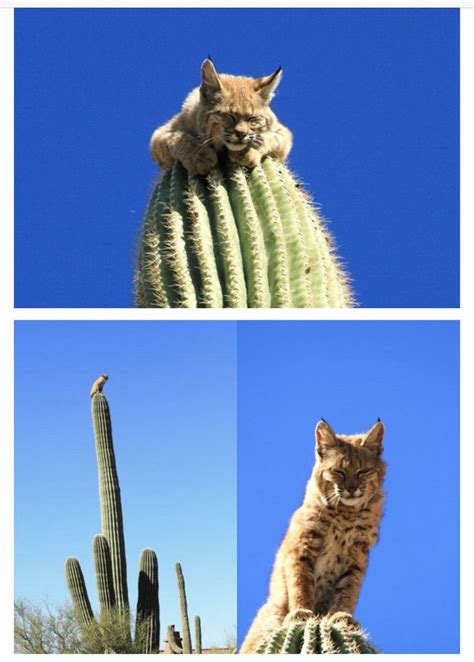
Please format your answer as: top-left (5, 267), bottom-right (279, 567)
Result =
top-left (234, 129), bottom-right (248, 141)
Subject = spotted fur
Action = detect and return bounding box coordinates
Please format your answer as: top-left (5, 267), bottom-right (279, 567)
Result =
top-left (150, 59), bottom-right (292, 175)
top-left (240, 419), bottom-right (386, 654)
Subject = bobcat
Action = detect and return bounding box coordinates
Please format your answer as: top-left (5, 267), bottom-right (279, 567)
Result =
top-left (150, 58), bottom-right (292, 175)
top-left (240, 419), bottom-right (386, 653)
top-left (90, 374), bottom-right (108, 398)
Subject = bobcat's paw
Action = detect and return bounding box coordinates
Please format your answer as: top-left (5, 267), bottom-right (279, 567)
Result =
top-left (228, 146), bottom-right (262, 170)
top-left (182, 147), bottom-right (218, 176)
top-left (283, 609), bottom-right (315, 626)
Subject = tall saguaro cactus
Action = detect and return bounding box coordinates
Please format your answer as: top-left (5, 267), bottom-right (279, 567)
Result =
top-left (176, 562), bottom-right (192, 654)
top-left (91, 395), bottom-right (129, 616)
top-left (136, 159), bottom-right (353, 308)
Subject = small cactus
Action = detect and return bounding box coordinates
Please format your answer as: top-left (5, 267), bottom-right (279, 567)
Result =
top-left (176, 562), bottom-right (192, 653)
top-left (255, 613), bottom-right (379, 654)
top-left (136, 159), bottom-right (353, 308)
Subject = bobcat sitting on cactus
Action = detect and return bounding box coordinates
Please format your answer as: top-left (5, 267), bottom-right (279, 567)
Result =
top-left (240, 419), bottom-right (386, 653)
top-left (150, 58), bottom-right (292, 175)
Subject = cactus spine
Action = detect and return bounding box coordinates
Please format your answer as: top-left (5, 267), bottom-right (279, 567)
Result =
top-left (255, 614), bottom-right (378, 654)
top-left (136, 159), bottom-right (353, 308)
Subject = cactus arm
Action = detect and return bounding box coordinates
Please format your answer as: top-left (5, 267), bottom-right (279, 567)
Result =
top-left (136, 548), bottom-right (160, 653)
top-left (207, 169), bottom-right (248, 307)
top-left (194, 615), bottom-right (202, 654)
top-left (187, 176), bottom-right (224, 307)
top-left (91, 394), bottom-right (129, 617)
top-left (93, 534), bottom-right (116, 618)
top-left (175, 563), bottom-right (192, 654)
top-left (65, 557), bottom-right (96, 633)
top-left (262, 159), bottom-right (313, 307)
top-left (227, 166), bottom-right (272, 307)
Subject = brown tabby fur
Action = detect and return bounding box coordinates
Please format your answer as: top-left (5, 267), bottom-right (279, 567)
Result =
top-left (150, 59), bottom-right (292, 175)
top-left (240, 419), bottom-right (386, 653)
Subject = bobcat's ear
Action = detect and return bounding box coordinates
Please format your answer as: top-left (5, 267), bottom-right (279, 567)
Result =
top-left (255, 66), bottom-right (283, 103)
top-left (200, 58), bottom-right (223, 104)
top-left (361, 419), bottom-right (385, 456)
top-left (315, 419), bottom-right (337, 458)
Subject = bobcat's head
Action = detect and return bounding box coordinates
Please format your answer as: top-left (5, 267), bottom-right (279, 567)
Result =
top-left (314, 419), bottom-right (386, 509)
top-left (197, 58), bottom-right (282, 151)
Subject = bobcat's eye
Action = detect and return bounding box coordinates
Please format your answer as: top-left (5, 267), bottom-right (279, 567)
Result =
top-left (332, 469), bottom-right (346, 479)
top-left (213, 112), bottom-right (234, 125)
top-left (249, 116), bottom-right (264, 128)
top-left (357, 469), bottom-right (371, 477)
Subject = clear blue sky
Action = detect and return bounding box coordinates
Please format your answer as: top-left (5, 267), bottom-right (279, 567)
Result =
top-left (237, 321), bottom-right (459, 653)
top-left (15, 8), bottom-right (459, 308)
top-left (15, 321), bottom-right (236, 647)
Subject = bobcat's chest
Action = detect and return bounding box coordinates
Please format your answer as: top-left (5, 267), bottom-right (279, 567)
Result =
top-left (313, 518), bottom-right (360, 584)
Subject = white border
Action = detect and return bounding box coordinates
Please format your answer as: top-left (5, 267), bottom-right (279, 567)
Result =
top-left (1, 2), bottom-right (471, 660)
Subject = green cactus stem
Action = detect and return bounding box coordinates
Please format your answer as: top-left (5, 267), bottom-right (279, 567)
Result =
top-left (65, 557), bottom-right (96, 635)
top-left (255, 613), bottom-right (379, 654)
top-left (91, 393), bottom-right (129, 616)
top-left (175, 562), bottom-right (192, 654)
top-left (194, 616), bottom-right (202, 654)
top-left (136, 548), bottom-right (160, 653)
top-left (136, 159), bottom-right (353, 308)
top-left (93, 534), bottom-right (116, 619)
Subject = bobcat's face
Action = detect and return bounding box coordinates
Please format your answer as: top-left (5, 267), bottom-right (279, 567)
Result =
top-left (314, 420), bottom-right (386, 509)
top-left (198, 59), bottom-right (282, 150)
top-left (208, 111), bottom-right (268, 151)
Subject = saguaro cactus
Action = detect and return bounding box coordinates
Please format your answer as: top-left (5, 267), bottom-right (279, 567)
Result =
top-left (65, 389), bottom-right (157, 651)
top-left (176, 562), bottom-right (192, 653)
top-left (91, 394), bottom-right (129, 616)
top-left (65, 380), bottom-right (202, 653)
top-left (136, 549), bottom-right (160, 653)
top-left (136, 159), bottom-right (353, 308)
top-left (255, 613), bottom-right (379, 654)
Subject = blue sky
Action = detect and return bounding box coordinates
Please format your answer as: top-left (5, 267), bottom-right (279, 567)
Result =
top-left (237, 321), bottom-right (459, 653)
top-left (15, 8), bottom-right (459, 308)
top-left (15, 321), bottom-right (236, 647)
